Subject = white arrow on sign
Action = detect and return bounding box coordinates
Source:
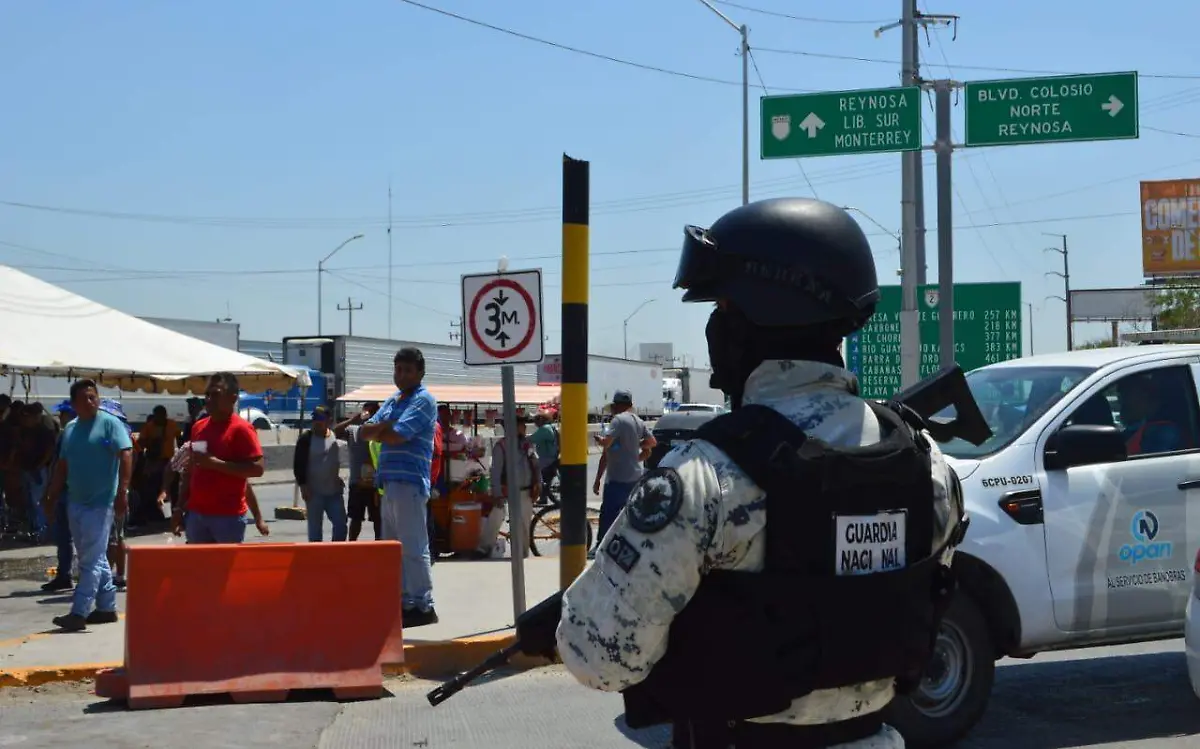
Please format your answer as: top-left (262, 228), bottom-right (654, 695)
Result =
top-left (1101, 95), bottom-right (1124, 117)
top-left (799, 112), bottom-right (826, 138)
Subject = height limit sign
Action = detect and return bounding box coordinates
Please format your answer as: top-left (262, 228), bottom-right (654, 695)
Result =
top-left (461, 269), bottom-right (544, 366)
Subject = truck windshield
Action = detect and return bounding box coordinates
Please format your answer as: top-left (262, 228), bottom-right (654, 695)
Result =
top-left (935, 365), bottom-right (1094, 459)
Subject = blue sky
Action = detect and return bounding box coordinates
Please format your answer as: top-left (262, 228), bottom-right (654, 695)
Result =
top-left (1, 0), bottom-right (1197, 366)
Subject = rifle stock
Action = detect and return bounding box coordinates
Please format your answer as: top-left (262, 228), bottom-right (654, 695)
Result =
top-left (890, 364), bottom-right (992, 446)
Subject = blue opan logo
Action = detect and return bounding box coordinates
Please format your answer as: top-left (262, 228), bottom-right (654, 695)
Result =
top-left (1119, 509), bottom-right (1172, 565)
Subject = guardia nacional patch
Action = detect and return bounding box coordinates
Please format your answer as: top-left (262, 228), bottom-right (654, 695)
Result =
top-left (625, 467), bottom-right (684, 534)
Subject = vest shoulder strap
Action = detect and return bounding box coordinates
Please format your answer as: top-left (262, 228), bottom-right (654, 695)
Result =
top-left (693, 405), bottom-right (809, 498)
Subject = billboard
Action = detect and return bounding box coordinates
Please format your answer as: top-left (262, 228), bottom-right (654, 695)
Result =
top-left (638, 342), bottom-right (674, 364)
top-left (1069, 288), bottom-right (1157, 321)
top-left (1141, 179), bottom-right (1200, 277)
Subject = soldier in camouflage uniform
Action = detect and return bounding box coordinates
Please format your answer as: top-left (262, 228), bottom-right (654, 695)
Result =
top-left (555, 198), bottom-right (966, 749)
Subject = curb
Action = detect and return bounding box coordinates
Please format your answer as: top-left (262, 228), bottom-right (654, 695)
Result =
top-left (0, 632), bottom-right (547, 691)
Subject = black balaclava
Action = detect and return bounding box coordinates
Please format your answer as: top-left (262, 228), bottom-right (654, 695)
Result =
top-left (706, 305), bottom-right (847, 409)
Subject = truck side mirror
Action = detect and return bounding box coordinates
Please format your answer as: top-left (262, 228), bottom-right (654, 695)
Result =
top-left (1044, 425), bottom-right (1127, 471)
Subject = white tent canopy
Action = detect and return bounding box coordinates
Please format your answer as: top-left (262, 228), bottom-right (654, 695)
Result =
top-left (0, 265), bottom-right (309, 395)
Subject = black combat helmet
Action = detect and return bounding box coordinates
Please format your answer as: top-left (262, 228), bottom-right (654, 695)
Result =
top-left (672, 198), bottom-right (880, 335)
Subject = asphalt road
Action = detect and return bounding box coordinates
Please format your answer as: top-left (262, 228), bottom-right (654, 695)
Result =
top-left (2, 638), bottom-right (1199, 748)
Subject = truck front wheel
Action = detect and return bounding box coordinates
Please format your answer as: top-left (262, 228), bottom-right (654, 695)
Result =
top-left (883, 593), bottom-right (995, 748)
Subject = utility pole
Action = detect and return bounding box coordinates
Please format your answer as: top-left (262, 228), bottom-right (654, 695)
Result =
top-left (877, 2), bottom-right (957, 386)
top-left (449, 317), bottom-right (463, 343)
top-left (898, 0), bottom-right (920, 388)
top-left (934, 79), bottom-right (956, 368)
top-left (912, 9), bottom-right (928, 285)
top-left (693, 0), bottom-right (750, 205)
top-left (387, 179), bottom-right (394, 339)
top-left (1044, 234), bottom-right (1072, 351)
top-left (337, 297), bottom-right (363, 336)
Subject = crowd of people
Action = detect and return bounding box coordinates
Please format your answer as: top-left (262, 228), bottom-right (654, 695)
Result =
top-left (5, 342), bottom-right (657, 635)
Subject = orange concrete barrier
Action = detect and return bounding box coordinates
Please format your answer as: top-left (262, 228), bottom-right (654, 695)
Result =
top-left (94, 540), bottom-right (403, 709)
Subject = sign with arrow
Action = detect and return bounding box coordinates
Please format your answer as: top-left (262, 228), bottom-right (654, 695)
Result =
top-left (964, 71), bottom-right (1139, 147)
top-left (760, 86), bottom-right (921, 159)
top-left (462, 269), bottom-right (544, 366)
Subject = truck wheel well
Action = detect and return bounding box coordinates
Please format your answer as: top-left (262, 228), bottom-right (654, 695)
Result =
top-left (953, 553), bottom-right (1021, 659)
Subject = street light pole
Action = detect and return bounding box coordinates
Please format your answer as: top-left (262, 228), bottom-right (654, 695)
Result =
top-left (740, 23), bottom-right (749, 206)
top-left (695, 0), bottom-right (750, 206)
top-left (623, 298), bottom-right (656, 359)
top-left (1026, 302), bottom-right (1035, 355)
top-left (317, 233), bottom-right (365, 336)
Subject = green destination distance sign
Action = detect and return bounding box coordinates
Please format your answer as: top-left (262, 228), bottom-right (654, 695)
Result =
top-left (846, 282), bottom-right (1023, 399)
top-left (964, 71), bottom-right (1139, 147)
top-left (761, 86), bottom-right (921, 159)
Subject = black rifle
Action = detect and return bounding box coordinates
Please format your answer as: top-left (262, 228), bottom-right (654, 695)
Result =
top-left (425, 364), bottom-right (992, 706)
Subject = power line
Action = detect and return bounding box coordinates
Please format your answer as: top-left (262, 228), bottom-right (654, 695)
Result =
top-left (1, 81), bottom-right (1194, 234)
top-left (3, 208), bottom-right (1148, 288)
top-left (754, 46), bottom-right (1200, 81)
top-left (711, 1), bottom-right (892, 25)
top-left (393, 0), bottom-right (811, 92)
top-left (920, 15), bottom-right (1030, 275)
top-left (1145, 125), bottom-right (1200, 139)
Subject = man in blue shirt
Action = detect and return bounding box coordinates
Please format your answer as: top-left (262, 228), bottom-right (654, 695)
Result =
top-left (44, 379), bottom-right (133, 631)
top-left (360, 347), bottom-right (439, 627)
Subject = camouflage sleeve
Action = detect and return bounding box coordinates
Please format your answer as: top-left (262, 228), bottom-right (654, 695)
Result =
top-left (556, 442), bottom-right (724, 692)
top-left (925, 438), bottom-right (961, 563)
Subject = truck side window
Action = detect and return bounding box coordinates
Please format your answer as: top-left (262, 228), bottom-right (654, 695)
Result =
top-left (1068, 366), bottom-right (1200, 458)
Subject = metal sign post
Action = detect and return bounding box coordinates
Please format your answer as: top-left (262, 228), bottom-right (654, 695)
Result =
top-left (461, 267), bottom-right (545, 619)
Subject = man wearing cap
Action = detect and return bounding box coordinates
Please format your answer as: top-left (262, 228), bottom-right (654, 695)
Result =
top-left (593, 389), bottom-right (656, 541)
top-left (294, 405), bottom-right (348, 543)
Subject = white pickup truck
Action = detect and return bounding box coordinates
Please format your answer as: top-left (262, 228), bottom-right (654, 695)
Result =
top-left (885, 344), bottom-right (1200, 747)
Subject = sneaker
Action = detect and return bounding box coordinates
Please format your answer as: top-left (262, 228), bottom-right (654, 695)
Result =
top-left (41, 577), bottom-right (73, 593)
top-left (52, 613), bottom-right (87, 632)
top-left (402, 607), bottom-right (439, 628)
top-left (86, 610), bottom-right (119, 625)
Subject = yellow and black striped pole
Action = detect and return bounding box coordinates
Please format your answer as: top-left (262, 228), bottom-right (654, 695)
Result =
top-left (560, 154), bottom-right (590, 589)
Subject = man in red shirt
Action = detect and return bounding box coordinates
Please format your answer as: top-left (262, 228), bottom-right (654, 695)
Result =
top-left (427, 420), bottom-right (443, 561)
top-left (171, 372), bottom-right (269, 544)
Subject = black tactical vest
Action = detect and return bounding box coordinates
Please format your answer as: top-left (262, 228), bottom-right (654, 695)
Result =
top-left (621, 399), bottom-right (962, 738)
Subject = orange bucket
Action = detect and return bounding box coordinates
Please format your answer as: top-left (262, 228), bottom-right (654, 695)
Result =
top-left (449, 501), bottom-right (482, 553)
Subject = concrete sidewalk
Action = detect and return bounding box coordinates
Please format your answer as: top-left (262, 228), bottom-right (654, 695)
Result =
top-left (0, 556), bottom-right (564, 686)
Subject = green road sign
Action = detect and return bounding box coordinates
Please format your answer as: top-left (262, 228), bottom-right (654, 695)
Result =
top-left (846, 282), bottom-right (1022, 399)
top-left (964, 72), bottom-right (1138, 147)
top-left (761, 86), bottom-right (922, 159)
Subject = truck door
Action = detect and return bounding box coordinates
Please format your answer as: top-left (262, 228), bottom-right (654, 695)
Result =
top-left (1039, 361), bottom-right (1200, 633)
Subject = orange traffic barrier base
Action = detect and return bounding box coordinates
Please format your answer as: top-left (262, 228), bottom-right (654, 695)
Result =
top-left (94, 540), bottom-right (403, 710)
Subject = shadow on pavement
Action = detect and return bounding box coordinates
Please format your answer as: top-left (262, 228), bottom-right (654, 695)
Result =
top-left (965, 649), bottom-right (1200, 748)
top-left (612, 716), bottom-right (672, 748)
top-left (82, 686), bottom-right (398, 714)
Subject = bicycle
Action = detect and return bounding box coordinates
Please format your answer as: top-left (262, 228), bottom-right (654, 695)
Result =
top-left (495, 493), bottom-right (601, 558)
